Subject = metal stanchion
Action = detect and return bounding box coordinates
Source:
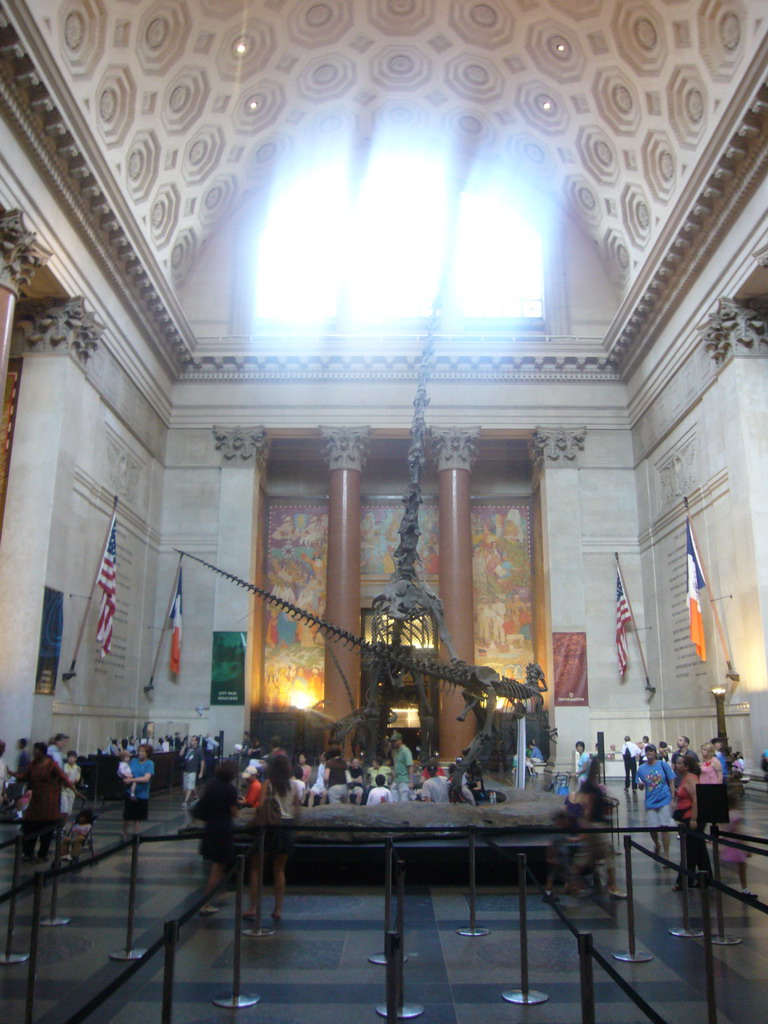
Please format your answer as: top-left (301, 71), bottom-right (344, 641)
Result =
top-left (502, 853), bottom-right (548, 1005)
top-left (456, 826), bottom-right (490, 937)
top-left (40, 823), bottom-right (70, 927)
top-left (577, 932), bottom-right (596, 1024)
top-left (709, 825), bottom-right (741, 946)
top-left (669, 824), bottom-right (703, 938)
top-left (24, 871), bottom-right (44, 1024)
top-left (1, 835), bottom-right (30, 965)
top-left (109, 834), bottom-right (146, 960)
top-left (698, 872), bottom-right (718, 1024)
top-left (376, 859), bottom-right (423, 1019)
top-left (613, 836), bottom-right (653, 962)
top-left (242, 827), bottom-right (275, 938)
top-left (213, 854), bottom-right (260, 1008)
top-left (161, 919), bottom-right (179, 1024)
top-left (370, 835), bottom-right (407, 965)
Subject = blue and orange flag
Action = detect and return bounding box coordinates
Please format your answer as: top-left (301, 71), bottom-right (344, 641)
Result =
top-left (169, 568), bottom-right (182, 673)
top-left (686, 518), bottom-right (707, 661)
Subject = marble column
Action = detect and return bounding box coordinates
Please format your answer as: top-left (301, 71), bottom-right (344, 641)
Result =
top-left (432, 426), bottom-right (479, 757)
top-left (0, 210), bottom-right (42, 387)
top-left (701, 298), bottom-right (768, 757)
top-left (212, 426), bottom-right (270, 731)
top-left (0, 297), bottom-right (104, 744)
top-left (320, 426), bottom-right (369, 725)
top-left (530, 426), bottom-right (588, 769)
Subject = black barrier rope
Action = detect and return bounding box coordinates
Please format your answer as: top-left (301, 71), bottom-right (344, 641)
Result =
top-left (716, 829), bottom-right (768, 846)
top-left (589, 945), bottom-right (669, 1024)
top-left (629, 838), bottom-right (768, 913)
top-left (709, 833), bottom-right (768, 855)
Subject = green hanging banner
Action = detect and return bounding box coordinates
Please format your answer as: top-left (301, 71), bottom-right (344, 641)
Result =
top-left (210, 631), bottom-right (246, 706)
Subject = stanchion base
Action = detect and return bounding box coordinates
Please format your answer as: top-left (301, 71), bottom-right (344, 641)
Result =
top-left (613, 951), bottom-right (654, 962)
top-left (712, 935), bottom-right (742, 946)
top-left (456, 926), bottom-right (490, 937)
top-left (242, 926), bottom-right (275, 938)
top-left (212, 993), bottom-right (260, 1008)
top-left (109, 948), bottom-right (147, 961)
top-left (40, 917), bottom-right (70, 927)
top-left (375, 1002), bottom-right (424, 1019)
top-left (669, 927), bottom-right (704, 938)
top-left (502, 989), bottom-right (549, 1005)
top-left (368, 952), bottom-right (409, 965)
top-left (0, 953), bottom-right (30, 965)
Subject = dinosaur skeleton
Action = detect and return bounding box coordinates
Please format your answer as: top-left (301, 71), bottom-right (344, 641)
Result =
top-left (178, 302), bottom-right (548, 765)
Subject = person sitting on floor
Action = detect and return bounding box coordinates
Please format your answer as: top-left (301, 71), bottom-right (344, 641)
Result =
top-left (366, 774), bottom-right (393, 805)
top-left (61, 810), bottom-right (93, 861)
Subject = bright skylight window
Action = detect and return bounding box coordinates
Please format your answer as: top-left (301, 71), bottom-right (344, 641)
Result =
top-left (254, 153), bottom-right (544, 325)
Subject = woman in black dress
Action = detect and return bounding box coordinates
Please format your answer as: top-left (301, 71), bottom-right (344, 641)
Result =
top-left (196, 761), bottom-right (239, 915)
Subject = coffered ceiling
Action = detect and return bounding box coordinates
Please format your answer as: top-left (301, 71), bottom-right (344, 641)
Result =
top-left (2, 0), bottom-right (767, 376)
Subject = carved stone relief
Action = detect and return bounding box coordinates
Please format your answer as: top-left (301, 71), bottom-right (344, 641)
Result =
top-left (431, 426), bottom-right (480, 472)
top-left (105, 429), bottom-right (144, 506)
top-left (13, 296), bottom-right (105, 363)
top-left (700, 298), bottom-right (768, 365)
top-left (0, 210), bottom-right (43, 296)
top-left (656, 434), bottom-right (698, 513)
top-left (320, 426), bottom-right (370, 471)
top-left (530, 426), bottom-right (587, 468)
top-left (212, 425), bottom-right (270, 468)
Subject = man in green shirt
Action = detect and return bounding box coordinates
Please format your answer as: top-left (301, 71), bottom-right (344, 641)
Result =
top-left (391, 732), bottom-right (414, 802)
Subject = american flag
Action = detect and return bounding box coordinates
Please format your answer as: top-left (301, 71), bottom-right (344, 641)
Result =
top-left (616, 570), bottom-right (631, 677)
top-left (96, 513), bottom-right (117, 657)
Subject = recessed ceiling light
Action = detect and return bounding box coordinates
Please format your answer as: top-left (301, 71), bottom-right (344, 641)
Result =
top-left (249, 99), bottom-right (259, 110)
top-left (234, 37), bottom-right (249, 56)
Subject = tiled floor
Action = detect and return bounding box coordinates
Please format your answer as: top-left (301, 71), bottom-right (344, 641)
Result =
top-left (1, 776), bottom-right (767, 1024)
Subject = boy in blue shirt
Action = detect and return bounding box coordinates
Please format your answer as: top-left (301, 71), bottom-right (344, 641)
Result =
top-left (637, 744), bottom-right (676, 861)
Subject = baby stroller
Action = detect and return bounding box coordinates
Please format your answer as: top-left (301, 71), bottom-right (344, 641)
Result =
top-left (546, 771), bottom-right (571, 797)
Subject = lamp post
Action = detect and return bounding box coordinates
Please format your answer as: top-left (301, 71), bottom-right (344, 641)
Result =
top-left (711, 687), bottom-right (727, 746)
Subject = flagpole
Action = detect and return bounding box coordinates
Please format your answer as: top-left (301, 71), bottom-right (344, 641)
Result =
top-left (62, 495), bottom-right (118, 681)
top-left (144, 553), bottom-right (183, 694)
top-left (614, 552), bottom-right (655, 694)
top-left (683, 498), bottom-right (739, 680)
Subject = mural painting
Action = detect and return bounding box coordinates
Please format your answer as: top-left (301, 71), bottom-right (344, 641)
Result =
top-left (361, 504), bottom-right (439, 577)
top-left (472, 505), bottom-right (533, 682)
top-left (263, 505), bottom-right (328, 710)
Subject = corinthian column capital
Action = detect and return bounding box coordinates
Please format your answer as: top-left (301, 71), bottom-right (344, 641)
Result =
top-left (431, 426), bottom-right (480, 472)
top-left (13, 296), bottom-right (105, 362)
top-left (320, 426), bottom-right (369, 471)
top-left (0, 210), bottom-right (44, 296)
top-left (212, 426), bottom-right (270, 469)
top-left (530, 426), bottom-right (587, 469)
top-left (700, 298), bottom-right (768, 366)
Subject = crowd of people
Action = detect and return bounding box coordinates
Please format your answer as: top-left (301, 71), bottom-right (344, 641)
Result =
top-left (549, 734), bottom-right (759, 902)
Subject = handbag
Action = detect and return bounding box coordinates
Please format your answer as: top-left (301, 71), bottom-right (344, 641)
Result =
top-left (256, 782), bottom-right (282, 826)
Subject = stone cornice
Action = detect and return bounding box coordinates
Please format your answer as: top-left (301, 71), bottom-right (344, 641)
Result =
top-left (607, 72), bottom-right (768, 378)
top-left (178, 352), bottom-right (621, 383)
top-left (12, 295), bottom-right (104, 362)
top-left (0, 5), bottom-right (191, 371)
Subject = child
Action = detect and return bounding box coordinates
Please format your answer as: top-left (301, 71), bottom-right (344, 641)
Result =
top-left (61, 750), bottom-right (81, 820)
top-left (61, 811), bottom-right (93, 861)
top-left (366, 774), bottom-right (393, 805)
top-left (721, 789), bottom-right (757, 897)
top-left (117, 750), bottom-right (136, 799)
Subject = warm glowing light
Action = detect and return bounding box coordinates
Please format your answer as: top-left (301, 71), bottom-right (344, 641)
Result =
top-left (249, 99), bottom-right (259, 110)
top-left (234, 38), bottom-right (248, 55)
top-left (291, 691), bottom-right (313, 710)
top-left (541, 98), bottom-right (553, 111)
top-left (711, 686), bottom-right (727, 696)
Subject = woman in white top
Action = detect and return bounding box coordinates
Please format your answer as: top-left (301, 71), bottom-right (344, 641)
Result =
top-left (245, 753), bottom-right (300, 923)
